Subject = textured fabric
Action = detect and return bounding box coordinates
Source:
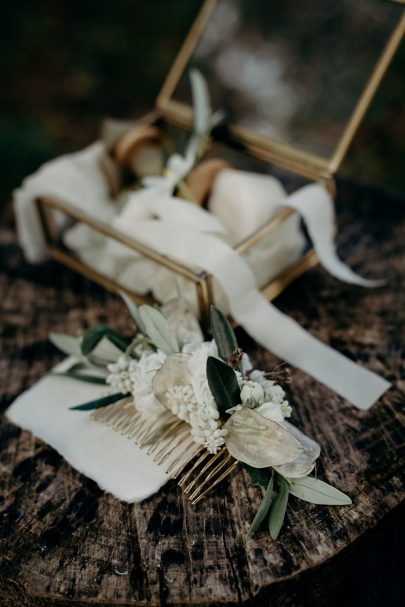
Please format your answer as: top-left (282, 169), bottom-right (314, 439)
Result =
top-left (6, 359), bottom-right (169, 502)
top-left (13, 142), bottom-right (114, 263)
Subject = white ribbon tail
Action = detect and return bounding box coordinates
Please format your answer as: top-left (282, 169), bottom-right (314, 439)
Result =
top-left (287, 184), bottom-right (385, 287)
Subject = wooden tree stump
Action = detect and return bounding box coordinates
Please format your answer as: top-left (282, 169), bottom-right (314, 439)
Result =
top-left (0, 179), bottom-right (404, 606)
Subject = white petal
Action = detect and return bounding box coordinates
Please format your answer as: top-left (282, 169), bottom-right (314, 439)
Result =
top-left (224, 407), bottom-right (302, 468)
top-left (152, 353), bottom-right (192, 409)
top-left (255, 401), bottom-right (285, 423)
top-left (274, 421), bottom-right (320, 478)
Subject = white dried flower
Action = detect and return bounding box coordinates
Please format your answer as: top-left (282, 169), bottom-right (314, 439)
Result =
top-left (106, 355), bottom-right (135, 394)
top-left (255, 401), bottom-right (290, 423)
top-left (249, 369), bottom-right (289, 403)
top-left (240, 380), bottom-right (265, 407)
top-left (281, 401), bottom-right (292, 417)
top-left (165, 384), bottom-right (197, 422)
top-left (106, 351), bottom-right (167, 416)
top-left (151, 340), bottom-right (226, 454)
top-left (130, 350), bottom-right (167, 415)
top-left (190, 374), bottom-right (227, 453)
top-left (165, 377), bottom-right (227, 454)
top-left (266, 384), bottom-right (286, 405)
top-left (182, 340), bottom-right (218, 375)
top-left (185, 341), bottom-right (227, 453)
top-left (241, 353), bottom-right (253, 375)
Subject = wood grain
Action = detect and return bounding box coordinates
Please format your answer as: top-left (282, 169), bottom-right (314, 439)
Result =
top-left (0, 179), bottom-right (404, 606)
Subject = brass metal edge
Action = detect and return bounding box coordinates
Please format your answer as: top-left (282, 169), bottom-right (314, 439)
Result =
top-left (157, 0), bottom-right (404, 178)
top-left (329, 9), bottom-right (405, 173)
top-left (157, 0), bottom-right (217, 108)
top-left (36, 195), bottom-right (319, 328)
top-left (36, 196), bottom-right (202, 283)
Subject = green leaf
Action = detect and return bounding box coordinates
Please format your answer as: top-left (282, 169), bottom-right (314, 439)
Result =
top-left (268, 476), bottom-right (289, 540)
top-left (49, 332), bottom-right (82, 358)
top-left (65, 359), bottom-right (106, 373)
top-left (249, 472), bottom-right (274, 534)
top-left (91, 338), bottom-right (126, 364)
top-left (139, 305), bottom-right (179, 355)
top-left (242, 464), bottom-right (273, 487)
top-left (51, 372), bottom-right (107, 385)
top-left (287, 476), bottom-right (352, 505)
top-left (81, 327), bottom-right (105, 355)
top-left (119, 291), bottom-right (146, 333)
top-left (190, 68), bottom-right (210, 135)
top-left (210, 306), bottom-right (238, 362)
top-left (81, 326), bottom-right (128, 356)
top-left (206, 356), bottom-right (241, 418)
top-left (65, 361), bottom-right (87, 373)
top-left (70, 392), bottom-right (126, 411)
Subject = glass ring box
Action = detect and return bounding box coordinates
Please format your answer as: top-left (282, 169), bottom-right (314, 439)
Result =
top-left (35, 0), bottom-right (405, 326)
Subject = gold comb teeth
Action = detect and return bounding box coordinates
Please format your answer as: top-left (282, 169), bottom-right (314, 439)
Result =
top-left (91, 399), bottom-right (238, 504)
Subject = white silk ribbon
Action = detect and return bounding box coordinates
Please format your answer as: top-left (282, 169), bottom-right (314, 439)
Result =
top-left (286, 184), bottom-right (385, 287)
top-left (122, 188), bottom-right (226, 235)
top-left (113, 205), bottom-right (390, 410)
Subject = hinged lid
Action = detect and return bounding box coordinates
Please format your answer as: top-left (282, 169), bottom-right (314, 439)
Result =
top-left (157, 0), bottom-right (404, 181)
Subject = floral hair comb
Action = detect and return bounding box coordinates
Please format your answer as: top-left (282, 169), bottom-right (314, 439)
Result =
top-left (50, 294), bottom-right (351, 539)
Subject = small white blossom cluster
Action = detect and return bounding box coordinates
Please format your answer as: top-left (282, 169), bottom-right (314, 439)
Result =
top-left (231, 369), bottom-right (292, 424)
top-left (164, 341), bottom-right (228, 454)
top-left (106, 355), bottom-right (137, 394)
top-left (163, 384), bottom-right (197, 421)
top-left (106, 351), bottom-right (167, 416)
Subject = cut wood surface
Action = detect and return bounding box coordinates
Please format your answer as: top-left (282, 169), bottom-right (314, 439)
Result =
top-left (0, 179), bottom-right (404, 606)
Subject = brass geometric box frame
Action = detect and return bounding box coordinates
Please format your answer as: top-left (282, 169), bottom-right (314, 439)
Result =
top-left (36, 2), bottom-right (405, 326)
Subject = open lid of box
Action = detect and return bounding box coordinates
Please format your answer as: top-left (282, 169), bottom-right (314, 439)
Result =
top-left (156, 0), bottom-right (404, 181)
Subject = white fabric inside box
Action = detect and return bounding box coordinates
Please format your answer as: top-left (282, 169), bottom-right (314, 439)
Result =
top-left (61, 165), bottom-right (306, 316)
top-left (64, 205), bottom-right (305, 316)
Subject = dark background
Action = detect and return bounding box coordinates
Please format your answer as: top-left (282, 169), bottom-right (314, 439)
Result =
top-left (0, 0), bottom-right (404, 211)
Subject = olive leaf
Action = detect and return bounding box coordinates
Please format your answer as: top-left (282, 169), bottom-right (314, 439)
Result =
top-left (210, 306), bottom-right (238, 362)
top-left (70, 392), bottom-right (126, 411)
top-left (242, 464), bottom-right (273, 488)
top-left (90, 337), bottom-right (130, 365)
top-left (119, 290), bottom-right (146, 333)
top-left (189, 68), bottom-right (224, 136)
top-left (268, 476), bottom-right (289, 540)
top-left (139, 305), bottom-right (179, 355)
top-left (49, 332), bottom-right (82, 358)
top-left (287, 476), bottom-right (352, 505)
top-left (51, 371), bottom-right (107, 385)
top-left (249, 472), bottom-right (274, 534)
top-left (81, 326), bottom-right (128, 356)
top-left (65, 361), bottom-right (87, 372)
top-left (125, 334), bottom-right (151, 358)
top-left (190, 68), bottom-right (211, 136)
top-left (206, 356), bottom-right (241, 418)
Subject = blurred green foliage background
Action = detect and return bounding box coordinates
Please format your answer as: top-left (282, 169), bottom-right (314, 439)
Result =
top-left (0, 0), bottom-right (404, 211)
